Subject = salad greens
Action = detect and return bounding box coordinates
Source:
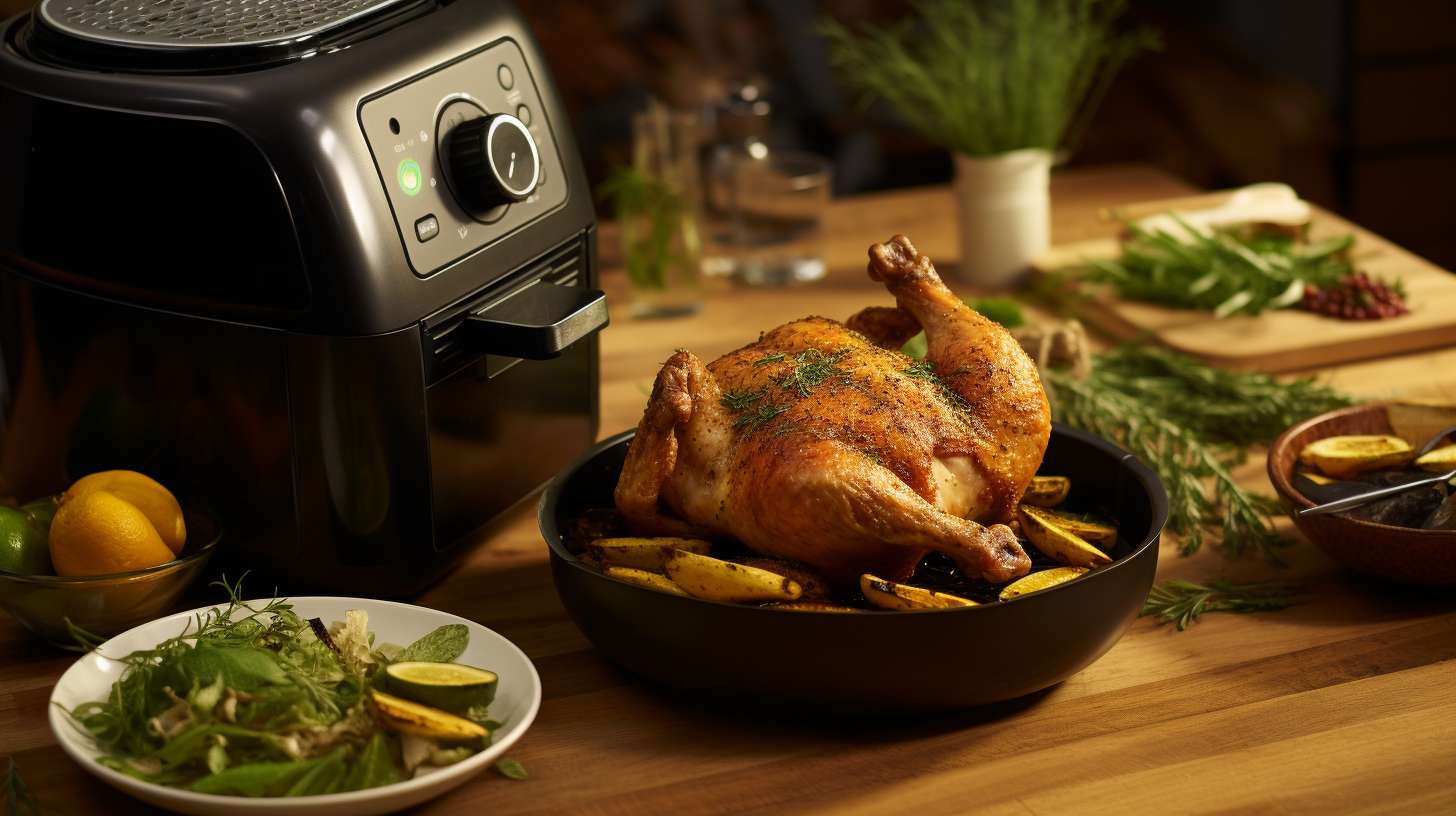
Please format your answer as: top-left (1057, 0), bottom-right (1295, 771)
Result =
top-left (64, 578), bottom-right (508, 797)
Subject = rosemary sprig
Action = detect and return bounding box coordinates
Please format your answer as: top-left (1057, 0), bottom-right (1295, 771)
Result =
top-left (1141, 579), bottom-right (1298, 630)
top-left (1082, 220), bottom-right (1357, 317)
top-left (821, 0), bottom-right (1156, 156)
top-left (1087, 346), bottom-right (1353, 448)
top-left (1044, 369), bottom-right (1285, 560)
top-left (4, 758), bottom-right (42, 816)
top-left (1042, 346), bottom-right (1350, 560)
top-left (598, 165), bottom-right (688, 291)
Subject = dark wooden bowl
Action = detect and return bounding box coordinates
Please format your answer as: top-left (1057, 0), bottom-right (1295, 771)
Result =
top-left (1267, 402), bottom-right (1456, 585)
top-left (539, 425), bottom-right (1168, 713)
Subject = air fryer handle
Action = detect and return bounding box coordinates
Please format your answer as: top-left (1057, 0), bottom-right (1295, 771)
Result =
top-left (463, 282), bottom-right (608, 360)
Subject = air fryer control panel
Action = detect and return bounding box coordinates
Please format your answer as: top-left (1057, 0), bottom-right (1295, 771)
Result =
top-left (359, 39), bottom-right (568, 277)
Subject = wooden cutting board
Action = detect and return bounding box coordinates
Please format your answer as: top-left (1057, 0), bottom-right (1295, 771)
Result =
top-left (1032, 190), bottom-right (1456, 372)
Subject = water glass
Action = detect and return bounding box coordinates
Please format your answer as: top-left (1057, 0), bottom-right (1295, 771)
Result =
top-left (728, 151), bottom-right (833, 286)
top-left (621, 108), bottom-right (704, 318)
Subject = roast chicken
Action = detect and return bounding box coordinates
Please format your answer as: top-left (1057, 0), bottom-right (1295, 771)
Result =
top-left (614, 235), bottom-right (1052, 585)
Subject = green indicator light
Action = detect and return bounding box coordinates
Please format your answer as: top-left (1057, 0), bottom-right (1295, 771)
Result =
top-left (397, 158), bottom-right (423, 197)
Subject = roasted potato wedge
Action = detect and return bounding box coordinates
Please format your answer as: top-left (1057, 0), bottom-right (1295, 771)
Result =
top-left (738, 558), bottom-right (832, 601)
top-left (664, 550), bottom-right (803, 603)
top-left (1017, 505), bottom-right (1118, 548)
top-left (1021, 475), bottom-right (1071, 507)
top-left (1018, 507), bottom-right (1113, 567)
top-left (859, 574), bottom-right (977, 610)
top-left (604, 566), bottom-right (690, 597)
top-left (762, 601), bottom-right (866, 613)
top-left (588, 536), bottom-right (711, 571)
top-left (1415, 444), bottom-right (1456, 473)
top-left (998, 567), bottom-right (1089, 600)
top-left (1298, 435), bottom-right (1413, 479)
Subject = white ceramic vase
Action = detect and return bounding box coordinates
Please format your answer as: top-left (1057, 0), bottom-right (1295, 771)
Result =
top-left (952, 148), bottom-right (1052, 288)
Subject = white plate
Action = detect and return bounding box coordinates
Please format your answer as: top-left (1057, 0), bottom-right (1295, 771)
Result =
top-left (48, 597), bottom-right (542, 816)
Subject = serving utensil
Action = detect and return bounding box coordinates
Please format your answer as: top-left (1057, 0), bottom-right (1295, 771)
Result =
top-left (1297, 424), bottom-right (1456, 517)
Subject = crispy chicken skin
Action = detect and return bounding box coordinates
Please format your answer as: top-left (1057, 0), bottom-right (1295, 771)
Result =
top-left (614, 235), bottom-right (1051, 585)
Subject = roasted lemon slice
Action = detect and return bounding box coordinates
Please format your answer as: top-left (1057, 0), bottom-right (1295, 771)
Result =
top-left (1019, 505), bottom-right (1118, 549)
top-left (587, 536), bottom-right (711, 571)
top-left (1021, 475), bottom-right (1071, 507)
top-left (1297, 435), bottom-right (1413, 479)
top-left (860, 574), bottom-right (977, 610)
top-left (1415, 445), bottom-right (1456, 473)
top-left (998, 567), bottom-right (1090, 600)
top-left (1018, 507), bottom-right (1113, 567)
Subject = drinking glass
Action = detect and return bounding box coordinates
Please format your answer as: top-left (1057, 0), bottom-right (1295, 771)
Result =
top-left (728, 151), bottom-right (833, 286)
top-left (620, 108), bottom-right (704, 318)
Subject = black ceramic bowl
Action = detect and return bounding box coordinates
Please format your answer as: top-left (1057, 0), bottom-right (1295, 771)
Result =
top-left (540, 425), bottom-right (1168, 713)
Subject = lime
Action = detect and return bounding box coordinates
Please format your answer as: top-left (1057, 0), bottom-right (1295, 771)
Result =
top-left (381, 662), bottom-right (497, 714)
top-left (0, 504), bottom-right (51, 575)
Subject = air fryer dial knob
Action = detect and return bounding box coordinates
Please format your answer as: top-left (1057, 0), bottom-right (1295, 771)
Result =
top-left (446, 113), bottom-right (541, 211)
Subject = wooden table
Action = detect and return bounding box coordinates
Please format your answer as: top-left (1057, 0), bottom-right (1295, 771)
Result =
top-left (5, 165), bottom-right (1456, 814)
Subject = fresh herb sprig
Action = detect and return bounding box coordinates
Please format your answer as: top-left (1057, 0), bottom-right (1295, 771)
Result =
top-left (1085, 346), bottom-right (1353, 447)
top-left (599, 165), bottom-right (691, 291)
top-left (822, 0), bottom-right (1156, 156)
top-left (4, 758), bottom-right (42, 816)
top-left (1043, 348), bottom-right (1350, 560)
top-left (1141, 578), bottom-right (1299, 630)
top-left (1084, 221), bottom-right (1355, 317)
top-left (1044, 368), bottom-right (1288, 560)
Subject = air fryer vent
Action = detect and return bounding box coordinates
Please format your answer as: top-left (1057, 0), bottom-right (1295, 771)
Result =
top-left (424, 237), bottom-right (588, 383)
top-left (39, 0), bottom-right (411, 49)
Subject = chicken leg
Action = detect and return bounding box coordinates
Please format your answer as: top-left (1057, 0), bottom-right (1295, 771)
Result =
top-left (864, 235), bottom-right (1051, 523)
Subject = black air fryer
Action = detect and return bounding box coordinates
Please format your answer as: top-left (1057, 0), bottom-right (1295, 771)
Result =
top-left (0, 0), bottom-right (605, 595)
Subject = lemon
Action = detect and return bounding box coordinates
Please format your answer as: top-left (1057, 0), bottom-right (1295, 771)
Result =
top-left (381, 662), bottom-right (498, 713)
top-left (49, 490), bottom-right (175, 576)
top-left (65, 470), bottom-right (186, 554)
top-left (1415, 444), bottom-right (1456, 473)
top-left (0, 505), bottom-right (51, 575)
top-left (998, 567), bottom-right (1090, 601)
top-left (1298, 435), bottom-right (1413, 480)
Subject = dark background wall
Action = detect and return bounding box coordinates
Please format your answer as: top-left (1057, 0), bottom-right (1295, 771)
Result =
top-left (517, 0), bottom-right (1456, 270)
top-left (3, 0), bottom-right (1451, 267)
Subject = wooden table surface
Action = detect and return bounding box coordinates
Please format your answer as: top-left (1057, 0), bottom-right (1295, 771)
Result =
top-left (5, 164), bottom-right (1456, 815)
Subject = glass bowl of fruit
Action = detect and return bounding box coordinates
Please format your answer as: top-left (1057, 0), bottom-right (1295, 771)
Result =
top-left (0, 470), bottom-right (221, 649)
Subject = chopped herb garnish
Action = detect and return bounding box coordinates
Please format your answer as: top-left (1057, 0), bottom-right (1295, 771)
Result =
top-left (776, 348), bottom-right (851, 397)
top-left (720, 389), bottom-right (766, 411)
top-left (734, 402), bottom-right (791, 431)
top-left (753, 352), bottom-right (787, 367)
top-left (903, 359), bottom-right (937, 381)
top-left (901, 359), bottom-right (970, 413)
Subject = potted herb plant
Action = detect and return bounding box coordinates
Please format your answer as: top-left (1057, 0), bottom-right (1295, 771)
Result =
top-left (823, 0), bottom-right (1156, 287)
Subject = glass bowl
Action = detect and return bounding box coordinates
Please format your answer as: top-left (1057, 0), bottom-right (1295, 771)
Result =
top-left (0, 508), bottom-right (222, 649)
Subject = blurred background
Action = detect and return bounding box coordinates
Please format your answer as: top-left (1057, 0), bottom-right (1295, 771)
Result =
top-left (4, 0), bottom-right (1449, 267)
